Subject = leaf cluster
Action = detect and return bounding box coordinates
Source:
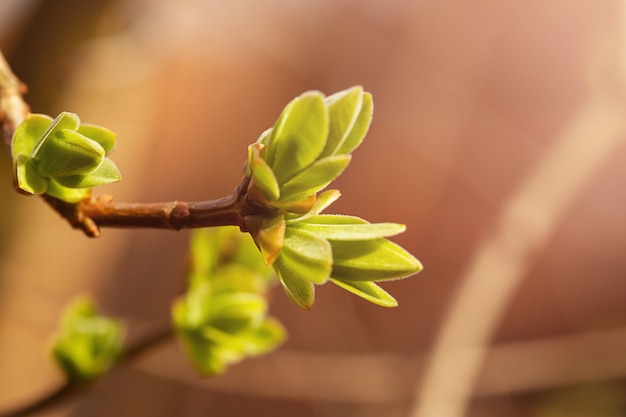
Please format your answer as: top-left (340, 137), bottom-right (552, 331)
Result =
top-left (244, 87), bottom-right (422, 309)
top-left (50, 296), bottom-right (124, 382)
top-left (172, 227), bottom-right (286, 375)
top-left (11, 112), bottom-right (121, 202)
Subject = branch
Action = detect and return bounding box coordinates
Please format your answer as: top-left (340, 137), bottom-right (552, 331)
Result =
top-left (0, 324), bottom-right (173, 417)
top-left (0, 52), bottom-right (29, 148)
top-left (0, 49), bottom-right (264, 238)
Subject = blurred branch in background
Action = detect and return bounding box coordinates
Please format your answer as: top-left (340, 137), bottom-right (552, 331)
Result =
top-left (411, 4), bottom-right (626, 416)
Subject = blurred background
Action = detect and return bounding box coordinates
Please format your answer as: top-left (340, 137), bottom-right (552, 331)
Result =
top-left (1, 1), bottom-right (626, 416)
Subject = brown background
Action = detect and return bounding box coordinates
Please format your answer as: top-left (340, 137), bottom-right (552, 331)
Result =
top-left (1, 1), bottom-right (626, 416)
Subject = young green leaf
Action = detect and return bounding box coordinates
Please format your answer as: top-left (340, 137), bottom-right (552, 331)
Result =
top-left (31, 111), bottom-right (80, 157)
top-left (45, 179), bottom-right (92, 202)
top-left (50, 296), bottom-right (124, 382)
top-left (292, 215), bottom-right (406, 241)
top-left (35, 129), bottom-right (105, 178)
top-left (78, 123), bottom-right (117, 154)
top-left (54, 158), bottom-right (121, 188)
top-left (279, 154), bottom-right (351, 202)
top-left (11, 113), bottom-right (53, 158)
top-left (321, 86), bottom-right (364, 157)
top-left (209, 293), bottom-right (267, 333)
top-left (236, 317), bottom-right (286, 356)
top-left (248, 143), bottom-right (280, 201)
top-left (15, 155), bottom-right (47, 194)
top-left (330, 278), bottom-right (398, 307)
top-left (279, 227), bottom-right (332, 284)
top-left (274, 259), bottom-right (315, 310)
top-left (266, 92), bottom-right (329, 184)
top-left (331, 238), bottom-right (423, 282)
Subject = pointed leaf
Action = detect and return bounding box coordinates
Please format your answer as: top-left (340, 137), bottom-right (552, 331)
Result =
top-left (321, 86), bottom-right (364, 157)
top-left (31, 111), bottom-right (80, 157)
top-left (330, 278), bottom-right (398, 307)
top-left (279, 227), bottom-right (332, 284)
top-left (11, 114), bottom-right (53, 159)
top-left (293, 215), bottom-right (406, 241)
top-left (335, 92), bottom-right (373, 156)
top-left (266, 92), bottom-right (329, 184)
top-left (331, 238), bottom-right (423, 282)
top-left (279, 155), bottom-right (351, 202)
top-left (274, 259), bottom-right (315, 310)
top-left (45, 179), bottom-right (91, 203)
top-left (36, 130), bottom-right (105, 177)
top-left (248, 143), bottom-right (280, 201)
top-left (54, 158), bottom-right (121, 188)
top-left (78, 123), bottom-right (117, 154)
top-left (15, 155), bottom-right (47, 194)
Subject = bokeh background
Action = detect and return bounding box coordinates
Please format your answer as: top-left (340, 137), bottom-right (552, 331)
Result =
top-left (1, 1), bottom-right (626, 416)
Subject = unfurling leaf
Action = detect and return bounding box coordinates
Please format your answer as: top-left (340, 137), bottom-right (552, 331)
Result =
top-left (321, 86), bottom-right (369, 157)
top-left (265, 91), bottom-right (329, 184)
top-left (248, 143), bottom-right (280, 201)
top-left (175, 227), bottom-right (285, 376)
top-left (50, 296), bottom-right (124, 382)
top-left (11, 112), bottom-right (121, 202)
top-left (54, 158), bottom-right (122, 188)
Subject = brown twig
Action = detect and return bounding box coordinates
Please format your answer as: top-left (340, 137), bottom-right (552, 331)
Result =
top-left (0, 49), bottom-right (267, 238)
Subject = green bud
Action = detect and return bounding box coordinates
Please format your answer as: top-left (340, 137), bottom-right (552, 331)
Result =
top-left (35, 129), bottom-right (105, 178)
top-left (50, 296), bottom-right (124, 382)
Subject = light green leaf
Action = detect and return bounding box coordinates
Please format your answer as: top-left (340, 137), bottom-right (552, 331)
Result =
top-left (54, 158), bottom-right (121, 188)
top-left (331, 238), bottom-right (423, 282)
top-left (248, 143), bottom-right (280, 201)
top-left (274, 259), bottom-right (315, 310)
top-left (11, 113), bottom-right (52, 159)
top-left (78, 123), bottom-right (117, 154)
top-left (266, 92), bottom-right (329, 184)
top-left (31, 111), bottom-right (80, 157)
top-left (330, 278), bottom-right (398, 307)
top-left (173, 285), bottom-right (212, 328)
top-left (293, 215), bottom-right (406, 241)
top-left (35, 129), bottom-right (105, 178)
top-left (209, 293), bottom-right (267, 333)
top-left (321, 86), bottom-right (364, 157)
top-left (15, 155), bottom-right (47, 194)
top-left (45, 179), bottom-right (91, 203)
top-left (51, 296), bottom-right (124, 382)
top-left (279, 155), bottom-right (351, 202)
top-left (280, 227), bottom-right (332, 284)
top-left (335, 92), bottom-right (373, 156)
top-left (237, 317), bottom-right (286, 356)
